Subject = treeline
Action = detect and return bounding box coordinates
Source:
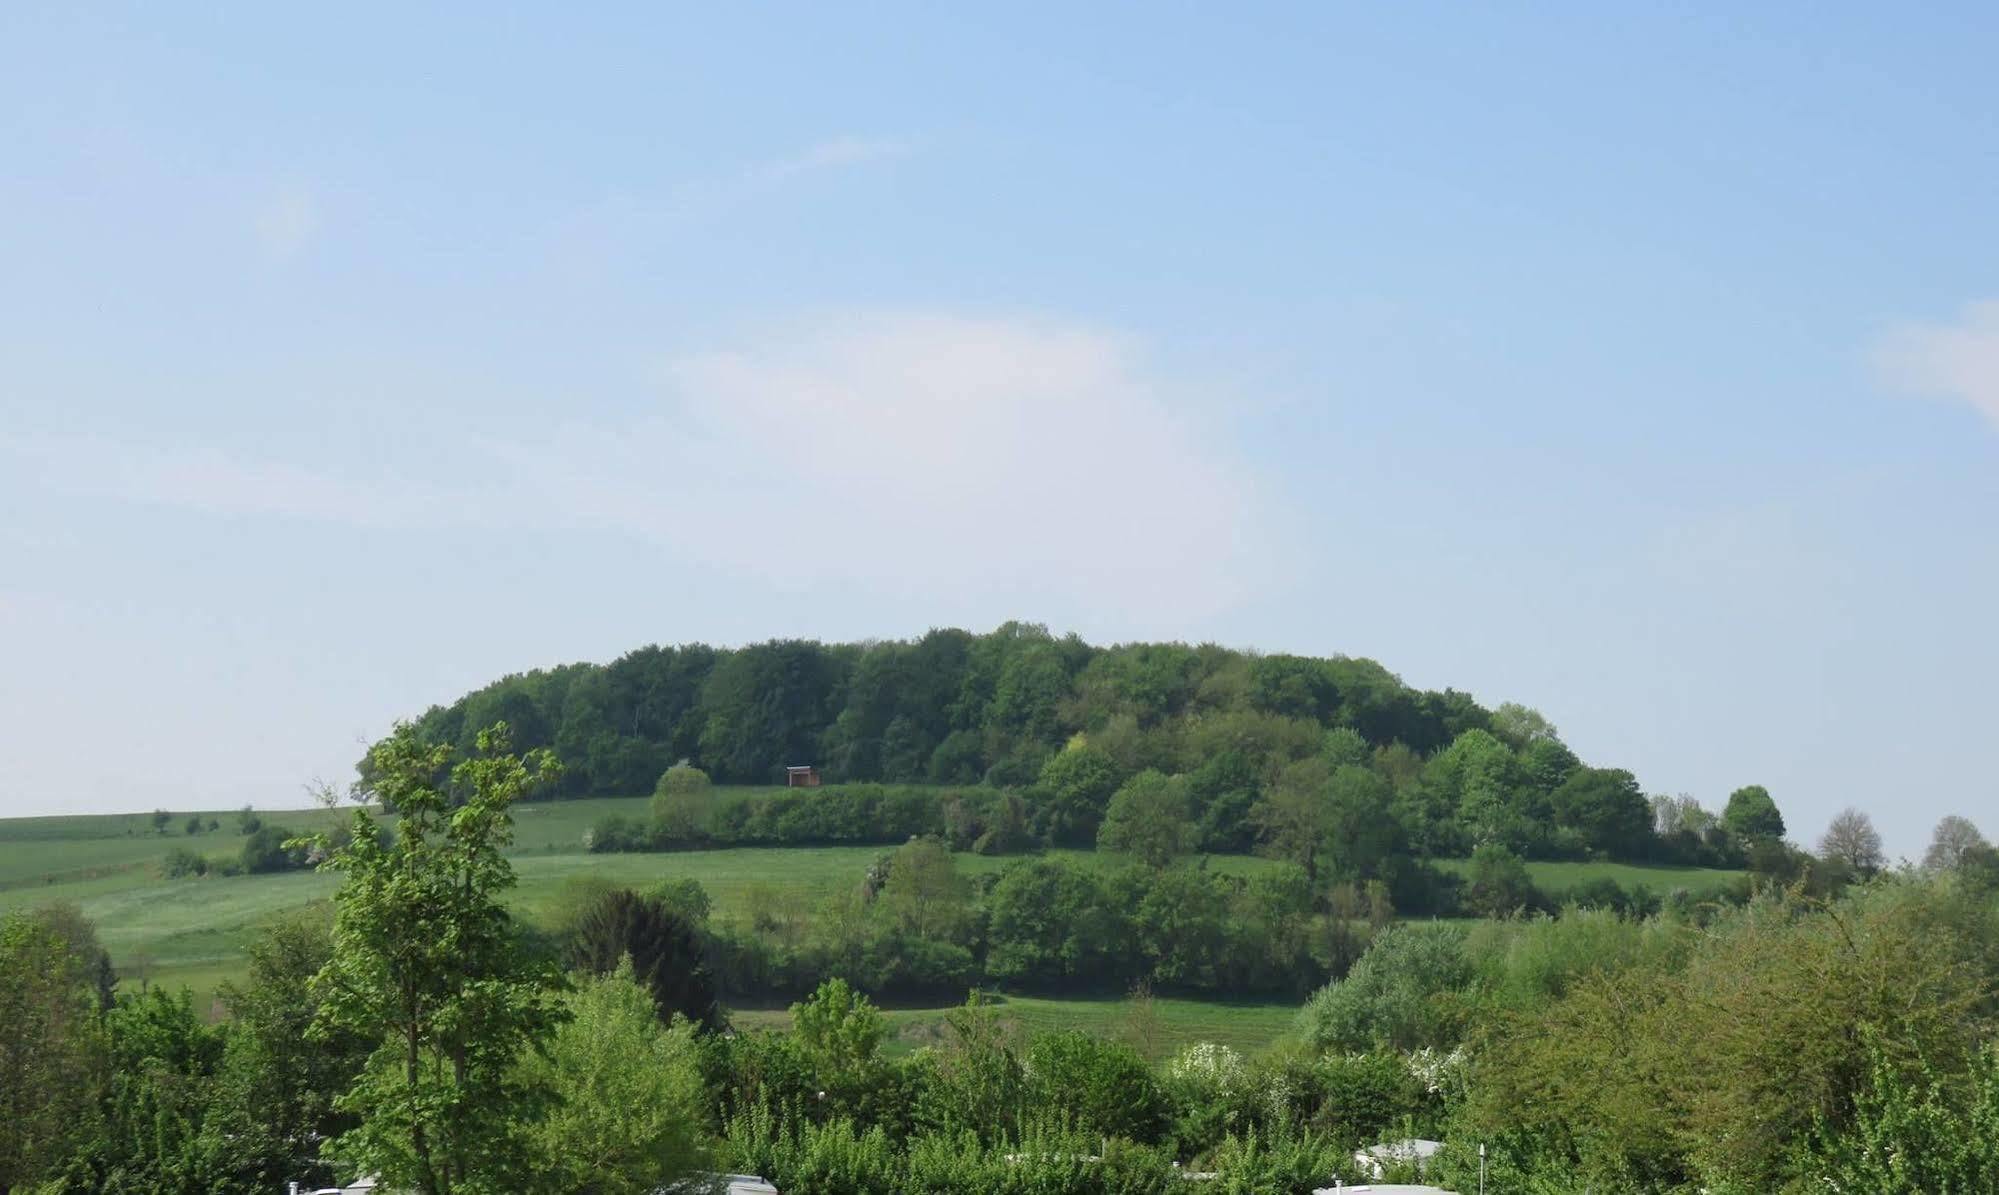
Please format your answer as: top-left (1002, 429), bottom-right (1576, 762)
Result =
top-left (563, 840), bottom-right (1353, 1004)
top-left (393, 622), bottom-right (1784, 866)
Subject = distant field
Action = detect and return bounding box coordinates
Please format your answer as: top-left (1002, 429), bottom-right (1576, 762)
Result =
top-left (1436, 856), bottom-right (1746, 898)
top-left (0, 792), bottom-right (1743, 1026)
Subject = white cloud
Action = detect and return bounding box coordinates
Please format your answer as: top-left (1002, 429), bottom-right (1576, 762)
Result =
top-left (1874, 300), bottom-right (1999, 429)
top-left (7, 314), bottom-right (1277, 624)
top-left (519, 313), bottom-right (1272, 619)
top-left (757, 136), bottom-right (911, 182)
top-left (253, 186), bottom-right (320, 262)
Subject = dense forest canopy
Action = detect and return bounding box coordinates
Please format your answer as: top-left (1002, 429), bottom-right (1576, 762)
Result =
top-left (387, 623), bottom-right (1493, 793)
top-left (379, 623), bottom-right (1772, 868)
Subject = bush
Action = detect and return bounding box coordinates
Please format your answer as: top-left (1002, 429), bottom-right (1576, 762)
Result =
top-left (239, 825), bottom-right (309, 874)
top-left (162, 846), bottom-right (209, 878)
top-left (1299, 922), bottom-right (1473, 1052)
top-left (1026, 1031), bottom-right (1169, 1144)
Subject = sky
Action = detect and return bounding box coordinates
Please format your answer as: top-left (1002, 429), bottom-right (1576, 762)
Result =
top-left (3, 4), bottom-right (1996, 858)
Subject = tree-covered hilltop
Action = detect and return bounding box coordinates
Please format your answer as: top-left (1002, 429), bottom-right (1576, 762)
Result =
top-left (378, 621), bottom-right (1775, 866)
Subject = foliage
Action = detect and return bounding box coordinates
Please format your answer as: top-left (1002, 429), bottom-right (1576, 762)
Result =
top-left (1721, 783), bottom-right (1785, 841)
top-left (0, 910), bottom-right (107, 1190)
top-left (1299, 922), bottom-right (1472, 1053)
top-left (566, 887), bottom-right (721, 1031)
top-left (304, 722), bottom-right (567, 1195)
top-left (518, 962), bottom-right (715, 1195)
top-left (1025, 1030), bottom-right (1169, 1143)
top-left (1097, 770), bottom-right (1195, 868)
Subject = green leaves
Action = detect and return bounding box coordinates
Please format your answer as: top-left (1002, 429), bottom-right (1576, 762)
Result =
top-left (304, 721), bottom-right (567, 1195)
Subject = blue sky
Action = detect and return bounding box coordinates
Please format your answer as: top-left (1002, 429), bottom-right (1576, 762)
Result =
top-left (4, 3), bottom-right (1996, 856)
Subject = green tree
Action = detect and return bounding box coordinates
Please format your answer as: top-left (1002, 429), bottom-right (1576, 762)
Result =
top-left (304, 722), bottom-right (566, 1195)
top-left (1463, 842), bottom-right (1541, 916)
top-left (206, 914), bottom-right (370, 1193)
top-left (1025, 1030), bottom-right (1169, 1143)
top-left (883, 836), bottom-right (969, 940)
top-left (650, 762), bottom-right (712, 840)
top-left (1034, 741), bottom-right (1125, 846)
top-left (1722, 784), bottom-right (1785, 843)
top-left (519, 963), bottom-right (714, 1195)
top-left (1550, 767), bottom-right (1654, 858)
top-left (0, 911), bottom-right (107, 1189)
top-left (151, 808), bottom-right (172, 834)
top-left (1251, 757), bottom-right (1334, 884)
top-left (566, 889), bottom-right (721, 1032)
top-left (1098, 770), bottom-right (1195, 868)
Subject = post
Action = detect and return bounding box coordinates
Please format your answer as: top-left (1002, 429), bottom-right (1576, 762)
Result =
top-left (1479, 1142), bottom-right (1487, 1195)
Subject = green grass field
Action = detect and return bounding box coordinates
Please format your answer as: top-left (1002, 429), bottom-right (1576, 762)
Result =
top-left (0, 792), bottom-right (1744, 1038)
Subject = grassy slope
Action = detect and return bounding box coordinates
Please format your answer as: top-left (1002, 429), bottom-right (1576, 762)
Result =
top-left (0, 791), bottom-right (1744, 1036)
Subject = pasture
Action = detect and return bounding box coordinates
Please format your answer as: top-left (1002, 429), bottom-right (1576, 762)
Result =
top-left (0, 791), bottom-right (1745, 1046)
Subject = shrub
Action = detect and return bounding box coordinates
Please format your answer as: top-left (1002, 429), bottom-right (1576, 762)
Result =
top-left (239, 824), bottom-right (308, 874)
top-left (1026, 1031), bottom-right (1169, 1144)
top-left (162, 846), bottom-right (209, 878)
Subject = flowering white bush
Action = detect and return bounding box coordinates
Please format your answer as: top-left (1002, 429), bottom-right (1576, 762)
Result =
top-left (1404, 1045), bottom-right (1468, 1096)
top-left (1166, 1041), bottom-right (1245, 1090)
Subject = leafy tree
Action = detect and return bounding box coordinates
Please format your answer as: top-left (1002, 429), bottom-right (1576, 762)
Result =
top-left (89, 985), bottom-right (230, 1193)
top-left (1025, 1030), bottom-right (1168, 1143)
top-left (206, 914), bottom-right (370, 1193)
top-left (1805, 1038), bottom-right (1999, 1192)
top-left (303, 722), bottom-right (566, 1195)
top-left (1463, 842), bottom-right (1542, 917)
top-left (151, 808), bottom-right (172, 834)
top-left (184, 814), bottom-right (204, 836)
top-left (1722, 784), bottom-right (1785, 843)
top-left (1298, 923), bottom-right (1473, 1052)
top-left (1924, 815), bottom-right (1989, 873)
top-left (0, 911), bottom-right (106, 1189)
top-left (1489, 702), bottom-right (1560, 748)
top-left (1097, 770), bottom-right (1194, 868)
top-left (236, 806), bottom-right (261, 836)
top-left (983, 860), bottom-right (1121, 988)
top-left (1251, 757), bottom-right (1334, 884)
top-left (518, 963), bottom-right (715, 1195)
top-left (1820, 807), bottom-right (1886, 875)
top-left (240, 824), bottom-right (307, 874)
top-left (1034, 741), bottom-right (1124, 846)
top-left (566, 889), bottom-right (722, 1032)
top-left (1319, 764), bottom-right (1404, 883)
top-left (651, 762), bottom-right (712, 840)
top-left (1549, 767), bottom-right (1654, 858)
top-left (883, 837), bottom-right (969, 941)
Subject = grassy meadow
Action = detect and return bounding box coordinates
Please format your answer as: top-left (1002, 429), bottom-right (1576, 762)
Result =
top-left (0, 789), bottom-right (1745, 1047)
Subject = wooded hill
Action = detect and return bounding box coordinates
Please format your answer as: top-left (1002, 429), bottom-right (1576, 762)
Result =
top-left (382, 622), bottom-right (1779, 867)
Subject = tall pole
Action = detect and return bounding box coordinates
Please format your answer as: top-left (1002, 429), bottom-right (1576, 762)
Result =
top-left (1479, 1142), bottom-right (1487, 1195)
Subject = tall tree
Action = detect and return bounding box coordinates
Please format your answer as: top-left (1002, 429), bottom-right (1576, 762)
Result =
top-left (305, 722), bottom-right (566, 1195)
top-left (0, 911), bottom-right (106, 1189)
top-left (1923, 815), bottom-right (1989, 873)
top-left (1098, 770), bottom-right (1195, 868)
top-left (566, 889), bottom-right (721, 1032)
top-left (1722, 785), bottom-right (1786, 843)
top-left (1819, 807), bottom-right (1885, 875)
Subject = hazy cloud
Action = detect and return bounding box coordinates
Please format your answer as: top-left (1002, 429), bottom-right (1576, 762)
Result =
top-left (1875, 300), bottom-right (1999, 429)
top-left (8, 314), bottom-right (1276, 624)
